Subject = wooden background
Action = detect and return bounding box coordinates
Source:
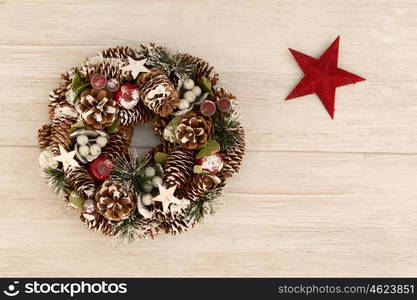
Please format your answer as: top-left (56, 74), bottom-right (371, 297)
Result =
top-left (1, 0), bottom-right (417, 277)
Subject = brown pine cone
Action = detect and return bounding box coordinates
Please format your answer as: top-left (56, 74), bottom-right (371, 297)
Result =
top-left (152, 115), bottom-right (170, 140)
top-left (66, 166), bottom-right (97, 199)
top-left (136, 70), bottom-right (179, 117)
top-left (210, 87), bottom-right (236, 102)
top-left (49, 115), bottom-right (77, 155)
top-left (175, 112), bottom-right (212, 149)
top-left (37, 124), bottom-right (52, 150)
top-left (76, 88), bottom-right (119, 129)
top-left (80, 212), bottom-right (115, 236)
top-left (218, 138), bottom-right (245, 180)
top-left (101, 126), bottom-right (133, 160)
top-left (101, 46), bottom-right (142, 60)
top-left (177, 174), bottom-right (215, 201)
top-left (181, 54), bottom-right (219, 86)
top-left (163, 147), bottom-right (195, 189)
top-left (119, 101), bottom-right (155, 126)
top-left (95, 180), bottom-right (136, 221)
top-left (149, 141), bottom-right (177, 158)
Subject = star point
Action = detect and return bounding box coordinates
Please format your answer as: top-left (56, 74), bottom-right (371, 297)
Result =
top-left (54, 145), bottom-right (79, 171)
top-left (286, 37), bottom-right (365, 118)
top-left (152, 184), bottom-right (181, 213)
top-left (121, 57), bottom-right (150, 79)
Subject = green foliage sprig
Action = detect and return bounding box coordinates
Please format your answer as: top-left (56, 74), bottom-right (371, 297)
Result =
top-left (42, 168), bottom-right (68, 195)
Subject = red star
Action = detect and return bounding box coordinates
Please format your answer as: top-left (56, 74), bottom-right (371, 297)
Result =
top-left (285, 36), bottom-right (365, 119)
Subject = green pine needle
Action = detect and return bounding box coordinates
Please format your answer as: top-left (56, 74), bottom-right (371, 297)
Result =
top-left (111, 214), bottom-right (143, 245)
top-left (42, 168), bottom-right (68, 195)
top-left (110, 150), bottom-right (152, 196)
top-left (185, 185), bottom-right (224, 225)
top-left (146, 46), bottom-right (195, 80)
top-left (213, 110), bottom-right (244, 152)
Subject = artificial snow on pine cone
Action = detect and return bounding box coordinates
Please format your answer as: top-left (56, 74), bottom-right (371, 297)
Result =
top-left (136, 70), bottom-right (180, 117)
top-left (95, 180), bottom-right (136, 221)
top-left (76, 88), bottom-right (119, 129)
top-left (37, 43), bottom-right (245, 243)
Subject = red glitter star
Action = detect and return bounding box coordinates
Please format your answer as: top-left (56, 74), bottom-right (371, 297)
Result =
top-left (285, 36), bottom-right (365, 119)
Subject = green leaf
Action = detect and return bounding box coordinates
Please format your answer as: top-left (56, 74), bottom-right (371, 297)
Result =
top-left (65, 73), bottom-right (90, 104)
top-left (163, 115), bottom-right (182, 142)
top-left (193, 165), bottom-right (204, 174)
top-left (68, 191), bottom-right (85, 209)
top-left (69, 120), bottom-right (85, 134)
top-left (154, 152), bottom-right (169, 165)
top-left (196, 76), bottom-right (212, 93)
top-left (196, 140), bottom-right (220, 159)
top-left (106, 118), bottom-right (121, 134)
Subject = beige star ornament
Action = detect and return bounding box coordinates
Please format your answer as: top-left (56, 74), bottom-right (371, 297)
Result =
top-left (54, 145), bottom-right (79, 171)
top-left (152, 184), bottom-right (181, 213)
top-left (121, 57), bottom-right (150, 79)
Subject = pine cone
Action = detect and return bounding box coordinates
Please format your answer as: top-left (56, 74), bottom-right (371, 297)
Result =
top-left (136, 70), bottom-right (179, 117)
top-left (149, 141), bottom-right (177, 157)
top-left (96, 180), bottom-right (136, 221)
top-left (80, 212), bottom-right (115, 236)
top-left (119, 101), bottom-right (155, 126)
top-left (152, 115), bottom-right (170, 140)
top-left (76, 88), bottom-right (119, 129)
top-left (66, 166), bottom-right (97, 199)
top-left (101, 126), bottom-right (133, 160)
top-left (163, 147), bottom-right (195, 189)
top-left (218, 138), bottom-right (245, 180)
top-left (80, 60), bottom-right (132, 83)
top-left (49, 115), bottom-right (77, 155)
top-left (210, 87), bottom-right (236, 102)
top-left (37, 124), bottom-right (52, 150)
top-left (101, 46), bottom-right (142, 60)
top-left (181, 54), bottom-right (219, 86)
top-left (177, 174), bottom-right (215, 201)
top-left (153, 205), bottom-right (189, 235)
top-left (175, 112), bottom-right (212, 149)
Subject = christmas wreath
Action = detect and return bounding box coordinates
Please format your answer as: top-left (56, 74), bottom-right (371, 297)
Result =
top-left (37, 44), bottom-right (245, 243)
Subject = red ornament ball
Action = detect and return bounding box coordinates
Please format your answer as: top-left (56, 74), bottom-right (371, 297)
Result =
top-left (217, 97), bottom-right (232, 112)
top-left (88, 155), bottom-right (112, 182)
top-left (115, 83), bottom-right (140, 109)
top-left (90, 73), bottom-right (107, 89)
top-left (196, 152), bottom-right (223, 174)
top-left (200, 100), bottom-right (216, 117)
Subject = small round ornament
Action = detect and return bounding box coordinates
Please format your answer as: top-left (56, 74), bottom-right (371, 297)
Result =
top-left (183, 78), bottom-right (195, 90)
top-left (78, 145), bottom-right (90, 157)
top-left (106, 78), bottom-right (120, 92)
top-left (115, 83), bottom-right (140, 109)
top-left (76, 135), bottom-right (89, 146)
top-left (90, 73), bottom-right (107, 89)
top-left (89, 144), bottom-right (101, 157)
top-left (217, 97), bottom-right (232, 112)
top-left (196, 152), bottom-right (224, 174)
top-left (83, 199), bottom-right (96, 213)
top-left (178, 99), bottom-right (190, 110)
top-left (200, 100), bottom-right (217, 117)
top-left (96, 136), bottom-right (108, 148)
top-left (152, 176), bottom-right (163, 188)
top-left (39, 149), bottom-right (59, 169)
top-left (192, 86), bottom-right (202, 97)
top-left (145, 166), bottom-right (156, 177)
top-left (88, 155), bottom-right (112, 182)
top-left (183, 91), bottom-right (196, 102)
top-left (141, 194), bottom-right (153, 206)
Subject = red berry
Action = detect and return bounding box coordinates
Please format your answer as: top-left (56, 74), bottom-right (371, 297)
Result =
top-left (217, 97), bottom-right (232, 112)
top-left (115, 83), bottom-right (140, 109)
top-left (200, 100), bottom-right (216, 117)
top-left (90, 73), bottom-right (107, 89)
top-left (196, 152), bottom-right (223, 174)
top-left (88, 155), bottom-right (112, 182)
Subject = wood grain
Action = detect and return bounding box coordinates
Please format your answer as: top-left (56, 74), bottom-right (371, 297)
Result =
top-left (1, 0), bottom-right (417, 277)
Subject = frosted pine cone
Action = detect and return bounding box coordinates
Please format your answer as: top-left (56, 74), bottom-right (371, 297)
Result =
top-left (177, 174), bottom-right (215, 201)
top-left (66, 166), bottom-right (97, 199)
top-left (80, 212), bottom-right (115, 236)
top-left (119, 101), bottom-right (155, 126)
top-left (49, 115), bottom-right (77, 155)
top-left (37, 124), bottom-right (52, 150)
top-left (76, 88), bottom-right (119, 129)
top-left (163, 147), bottom-right (195, 189)
top-left (101, 126), bottom-right (133, 160)
top-left (218, 138), bottom-right (245, 180)
top-left (175, 112), bottom-right (212, 150)
top-left (96, 181), bottom-right (136, 221)
top-left (137, 70), bottom-right (179, 117)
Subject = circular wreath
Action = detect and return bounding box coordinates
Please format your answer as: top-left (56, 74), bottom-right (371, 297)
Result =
top-left (37, 44), bottom-right (245, 243)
